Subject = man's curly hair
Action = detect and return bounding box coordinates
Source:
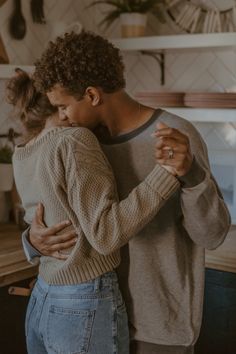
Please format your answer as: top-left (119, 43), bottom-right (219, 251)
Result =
top-left (34, 31), bottom-right (126, 98)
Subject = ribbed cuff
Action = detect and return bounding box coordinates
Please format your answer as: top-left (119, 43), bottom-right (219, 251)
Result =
top-left (145, 164), bottom-right (180, 200)
top-left (178, 157), bottom-right (206, 188)
top-left (22, 227), bottom-right (41, 264)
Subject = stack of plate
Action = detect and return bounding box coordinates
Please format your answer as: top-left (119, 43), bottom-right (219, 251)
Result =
top-left (184, 93), bottom-right (236, 108)
top-left (135, 92), bottom-right (185, 107)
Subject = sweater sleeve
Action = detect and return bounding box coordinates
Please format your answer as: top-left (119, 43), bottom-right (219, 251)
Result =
top-left (22, 227), bottom-right (40, 264)
top-left (62, 129), bottom-right (180, 255)
top-left (180, 126), bottom-right (231, 250)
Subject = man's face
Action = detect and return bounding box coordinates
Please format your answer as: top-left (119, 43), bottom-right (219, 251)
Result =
top-left (47, 85), bottom-right (99, 129)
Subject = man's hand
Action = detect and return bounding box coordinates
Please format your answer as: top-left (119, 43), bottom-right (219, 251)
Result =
top-left (29, 203), bottom-right (77, 260)
top-left (153, 122), bottom-right (193, 177)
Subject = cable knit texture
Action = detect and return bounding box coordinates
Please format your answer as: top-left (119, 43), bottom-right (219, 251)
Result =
top-left (13, 127), bottom-right (179, 285)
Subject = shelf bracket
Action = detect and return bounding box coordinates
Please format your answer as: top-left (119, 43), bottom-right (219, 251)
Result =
top-left (140, 51), bottom-right (165, 86)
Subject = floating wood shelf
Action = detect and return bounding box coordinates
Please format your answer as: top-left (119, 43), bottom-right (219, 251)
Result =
top-left (111, 32), bottom-right (236, 51)
top-left (111, 33), bottom-right (236, 85)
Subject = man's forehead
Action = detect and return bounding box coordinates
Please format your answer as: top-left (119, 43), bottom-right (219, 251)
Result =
top-left (47, 85), bottom-right (69, 104)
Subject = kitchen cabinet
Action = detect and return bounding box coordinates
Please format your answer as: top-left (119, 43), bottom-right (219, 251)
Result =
top-left (195, 268), bottom-right (236, 354)
top-left (0, 277), bottom-right (34, 354)
top-left (0, 223), bottom-right (38, 354)
top-left (195, 227), bottom-right (236, 354)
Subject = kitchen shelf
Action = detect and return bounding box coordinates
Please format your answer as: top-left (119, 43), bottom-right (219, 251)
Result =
top-left (1, 33), bottom-right (236, 82)
top-left (164, 107), bottom-right (236, 123)
top-left (112, 32), bottom-right (236, 85)
top-left (0, 64), bottom-right (34, 79)
top-left (111, 32), bottom-right (236, 51)
top-left (0, 63), bottom-right (234, 123)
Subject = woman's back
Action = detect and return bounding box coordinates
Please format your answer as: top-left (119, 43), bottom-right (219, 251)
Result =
top-left (13, 126), bottom-right (121, 285)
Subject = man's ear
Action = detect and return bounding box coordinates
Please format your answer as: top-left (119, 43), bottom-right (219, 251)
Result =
top-left (85, 87), bottom-right (101, 106)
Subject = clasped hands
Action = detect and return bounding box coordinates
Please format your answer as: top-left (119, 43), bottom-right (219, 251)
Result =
top-left (153, 121), bottom-right (193, 177)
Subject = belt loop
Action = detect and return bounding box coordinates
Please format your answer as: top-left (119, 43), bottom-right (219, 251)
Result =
top-left (94, 276), bottom-right (101, 292)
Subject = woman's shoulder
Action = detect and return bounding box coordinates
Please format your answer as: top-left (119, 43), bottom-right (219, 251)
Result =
top-left (56, 127), bottom-right (112, 172)
top-left (58, 127), bottom-right (100, 149)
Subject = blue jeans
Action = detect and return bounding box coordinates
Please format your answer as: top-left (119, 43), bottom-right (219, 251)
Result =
top-left (25, 271), bottom-right (129, 354)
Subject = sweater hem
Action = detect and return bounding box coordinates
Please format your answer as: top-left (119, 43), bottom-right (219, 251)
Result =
top-left (131, 333), bottom-right (197, 347)
top-left (38, 253), bottom-right (120, 285)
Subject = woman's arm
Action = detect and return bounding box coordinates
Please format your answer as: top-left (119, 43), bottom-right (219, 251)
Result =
top-left (63, 128), bottom-right (180, 255)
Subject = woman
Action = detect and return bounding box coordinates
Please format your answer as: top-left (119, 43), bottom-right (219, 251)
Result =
top-left (7, 70), bottom-right (178, 354)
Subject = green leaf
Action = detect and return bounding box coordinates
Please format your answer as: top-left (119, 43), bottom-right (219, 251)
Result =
top-left (99, 9), bottom-right (122, 28)
top-left (87, 0), bottom-right (166, 25)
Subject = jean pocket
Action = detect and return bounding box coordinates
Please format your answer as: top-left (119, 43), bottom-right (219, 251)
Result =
top-left (25, 294), bottom-right (37, 337)
top-left (47, 305), bottom-right (95, 354)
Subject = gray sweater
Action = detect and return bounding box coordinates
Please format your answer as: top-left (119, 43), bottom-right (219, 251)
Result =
top-left (13, 126), bottom-right (179, 285)
top-left (100, 109), bottom-right (230, 346)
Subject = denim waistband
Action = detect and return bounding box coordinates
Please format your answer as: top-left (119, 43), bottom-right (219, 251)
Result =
top-left (35, 271), bottom-right (118, 297)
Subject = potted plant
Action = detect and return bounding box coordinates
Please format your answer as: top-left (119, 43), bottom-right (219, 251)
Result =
top-left (89, 0), bottom-right (164, 38)
top-left (0, 144), bottom-right (14, 191)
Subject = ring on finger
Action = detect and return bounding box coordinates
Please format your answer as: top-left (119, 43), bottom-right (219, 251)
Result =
top-left (168, 148), bottom-right (174, 159)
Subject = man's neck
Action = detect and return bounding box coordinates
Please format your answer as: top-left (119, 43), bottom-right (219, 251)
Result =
top-left (100, 91), bottom-right (155, 137)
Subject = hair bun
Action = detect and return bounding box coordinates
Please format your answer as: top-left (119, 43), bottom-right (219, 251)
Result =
top-left (6, 69), bottom-right (36, 109)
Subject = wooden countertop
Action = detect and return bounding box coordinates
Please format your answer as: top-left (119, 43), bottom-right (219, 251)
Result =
top-left (0, 223), bottom-right (235, 288)
top-left (205, 226), bottom-right (236, 273)
top-left (0, 223), bottom-right (38, 287)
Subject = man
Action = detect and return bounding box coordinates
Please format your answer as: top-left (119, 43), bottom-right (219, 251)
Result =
top-left (23, 31), bottom-right (230, 354)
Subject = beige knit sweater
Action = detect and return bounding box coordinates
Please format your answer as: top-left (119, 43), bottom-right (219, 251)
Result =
top-left (13, 127), bottom-right (179, 285)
